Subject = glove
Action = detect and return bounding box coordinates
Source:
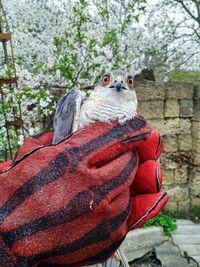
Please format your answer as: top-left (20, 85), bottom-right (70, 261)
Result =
top-left (0, 116), bottom-right (168, 267)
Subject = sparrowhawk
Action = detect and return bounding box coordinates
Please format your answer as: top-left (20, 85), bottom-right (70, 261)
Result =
top-left (53, 70), bottom-right (137, 144)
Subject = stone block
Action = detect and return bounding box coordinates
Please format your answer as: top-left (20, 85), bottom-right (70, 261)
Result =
top-left (138, 100), bottom-right (164, 119)
top-left (177, 135), bottom-right (193, 151)
top-left (164, 135), bottom-right (178, 152)
top-left (165, 83), bottom-right (193, 100)
top-left (164, 100), bottom-right (179, 118)
top-left (188, 168), bottom-right (200, 183)
top-left (193, 159), bottom-right (200, 167)
top-left (162, 169), bottom-right (174, 185)
top-left (193, 84), bottom-right (200, 99)
top-left (167, 186), bottom-right (189, 201)
top-left (192, 121), bottom-right (200, 139)
top-left (193, 138), bottom-right (200, 151)
top-left (193, 152), bottom-right (200, 166)
top-left (193, 99), bottom-right (200, 121)
top-left (178, 199), bottom-right (190, 212)
top-left (190, 182), bottom-right (200, 197)
top-left (164, 201), bottom-right (178, 212)
top-left (136, 82), bottom-right (166, 101)
top-left (191, 196), bottom-right (200, 206)
top-left (179, 100), bottom-right (193, 118)
top-left (163, 118), bottom-right (191, 135)
top-left (174, 167), bottom-right (188, 184)
top-left (161, 154), bottom-right (179, 169)
top-left (192, 138), bottom-right (200, 166)
top-left (146, 119), bottom-right (165, 134)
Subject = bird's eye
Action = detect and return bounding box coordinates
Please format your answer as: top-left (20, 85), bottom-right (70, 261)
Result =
top-left (127, 77), bottom-right (134, 88)
top-left (102, 75), bottom-right (110, 86)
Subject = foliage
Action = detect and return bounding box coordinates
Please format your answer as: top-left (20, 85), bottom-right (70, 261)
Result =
top-left (1, 0), bottom-right (147, 157)
top-left (169, 68), bottom-right (200, 82)
top-left (142, 213), bottom-right (177, 237)
top-left (1, 0), bottom-right (200, 157)
top-left (44, 0), bottom-right (148, 87)
top-left (157, 0), bottom-right (200, 71)
top-left (0, 83), bottom-right (55, 160)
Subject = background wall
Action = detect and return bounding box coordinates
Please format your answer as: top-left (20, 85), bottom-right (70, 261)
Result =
top-left (136, 81), bottom-right (200, 212)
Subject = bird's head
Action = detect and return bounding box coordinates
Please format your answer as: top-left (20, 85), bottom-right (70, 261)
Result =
top-left (100, 70), bottom-right (135, 93)
top-left (94, 70), bottom-right (137, 113)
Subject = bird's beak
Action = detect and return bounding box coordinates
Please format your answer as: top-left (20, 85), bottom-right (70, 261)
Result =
top-left (109, 80), bottom-right (127, 92)
top-left (115, 81), bottom-right (123, 92)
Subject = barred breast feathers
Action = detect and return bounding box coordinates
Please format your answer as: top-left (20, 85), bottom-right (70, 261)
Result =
top-left (78, 85), bottom-right (137, 129)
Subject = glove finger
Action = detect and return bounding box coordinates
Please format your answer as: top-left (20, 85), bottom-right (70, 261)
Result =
top-left (130, 160), bottom-right (162, 196)
top-left (128, 192), bottom-right (168, 230)
top-left (136, 130), bottom-right (163, 163)
top-left (87, 149), bottom-right (139, 205)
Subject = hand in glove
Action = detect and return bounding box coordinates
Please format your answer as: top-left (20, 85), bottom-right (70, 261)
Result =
top-left (0, 116), bottom-right (168, 267)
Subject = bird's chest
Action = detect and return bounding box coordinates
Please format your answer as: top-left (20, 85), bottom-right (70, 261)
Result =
top-left (78, 93), bottom-right (136, 129)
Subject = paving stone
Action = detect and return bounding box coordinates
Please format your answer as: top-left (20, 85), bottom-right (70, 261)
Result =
top-left (171, 221), bottom-right (200, 266)
top-left (176, 219), bottom-right (195, 226)
top-left (173, 234), bottom-right (200, 245)
top-left (193, 256), bottom-right (200, 265)
top-left (120, 227), bottom-right (169, 262)
top-left (155, 243), bottom-right (188, 267)
top-left (121, 247), bottom-right (152, 262)
top-left (177, 245), bottom-right (200, 256)
top-left (156, 244), bottom-right (181, 256)
top-left (173, 225), bottom-right (200, 235)
top-left (120, 220), bottom-right (200, 267)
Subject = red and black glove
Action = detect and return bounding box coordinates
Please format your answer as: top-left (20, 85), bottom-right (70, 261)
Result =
top-left (0, 116), bottom-right (168, 267)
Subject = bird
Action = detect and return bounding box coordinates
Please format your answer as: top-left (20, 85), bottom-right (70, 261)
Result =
top-left (52, 70), bottom-right (138, 144)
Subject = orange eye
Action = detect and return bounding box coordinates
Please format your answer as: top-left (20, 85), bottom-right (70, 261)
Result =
top-left (127, 77), bottom-right (134, 88)
top-left (102, 75), bottom-right (110, 86)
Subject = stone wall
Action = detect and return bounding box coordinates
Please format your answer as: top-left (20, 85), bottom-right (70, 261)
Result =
top-left (50, 82), bottom-right (200, 213)
top-left (136, 82), bottom-right (200, 212)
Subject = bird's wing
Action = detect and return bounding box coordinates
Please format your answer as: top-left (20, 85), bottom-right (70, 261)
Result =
top-left (52, 88), bottom-right (83, 144)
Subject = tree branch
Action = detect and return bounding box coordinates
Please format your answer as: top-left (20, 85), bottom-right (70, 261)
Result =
top-left (166, 50), bottom-right (200, 74)
top-left (174, 0), bottom-right (199, 24)
top-left (191, 0), bottom-right (200, 25)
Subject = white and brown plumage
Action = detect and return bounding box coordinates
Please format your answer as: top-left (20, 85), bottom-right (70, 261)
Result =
top-left (53, 70), bottom-right (138, 144)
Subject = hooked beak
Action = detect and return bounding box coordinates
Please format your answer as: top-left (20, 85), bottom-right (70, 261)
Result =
top-left (115, 82), bottom-right (123, 92)
top-left (109, 81), bottom-right (127, 92)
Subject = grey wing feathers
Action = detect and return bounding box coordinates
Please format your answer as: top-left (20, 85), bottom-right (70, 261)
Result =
top-left (52, 89), bottom-right (79, 144)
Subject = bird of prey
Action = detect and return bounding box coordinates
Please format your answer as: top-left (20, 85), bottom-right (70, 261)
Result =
top-left (52, 70), bottom-right (138, 144)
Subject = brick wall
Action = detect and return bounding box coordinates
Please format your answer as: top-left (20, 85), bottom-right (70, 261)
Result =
top-left (136, 82), bottom-right (200, 212)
